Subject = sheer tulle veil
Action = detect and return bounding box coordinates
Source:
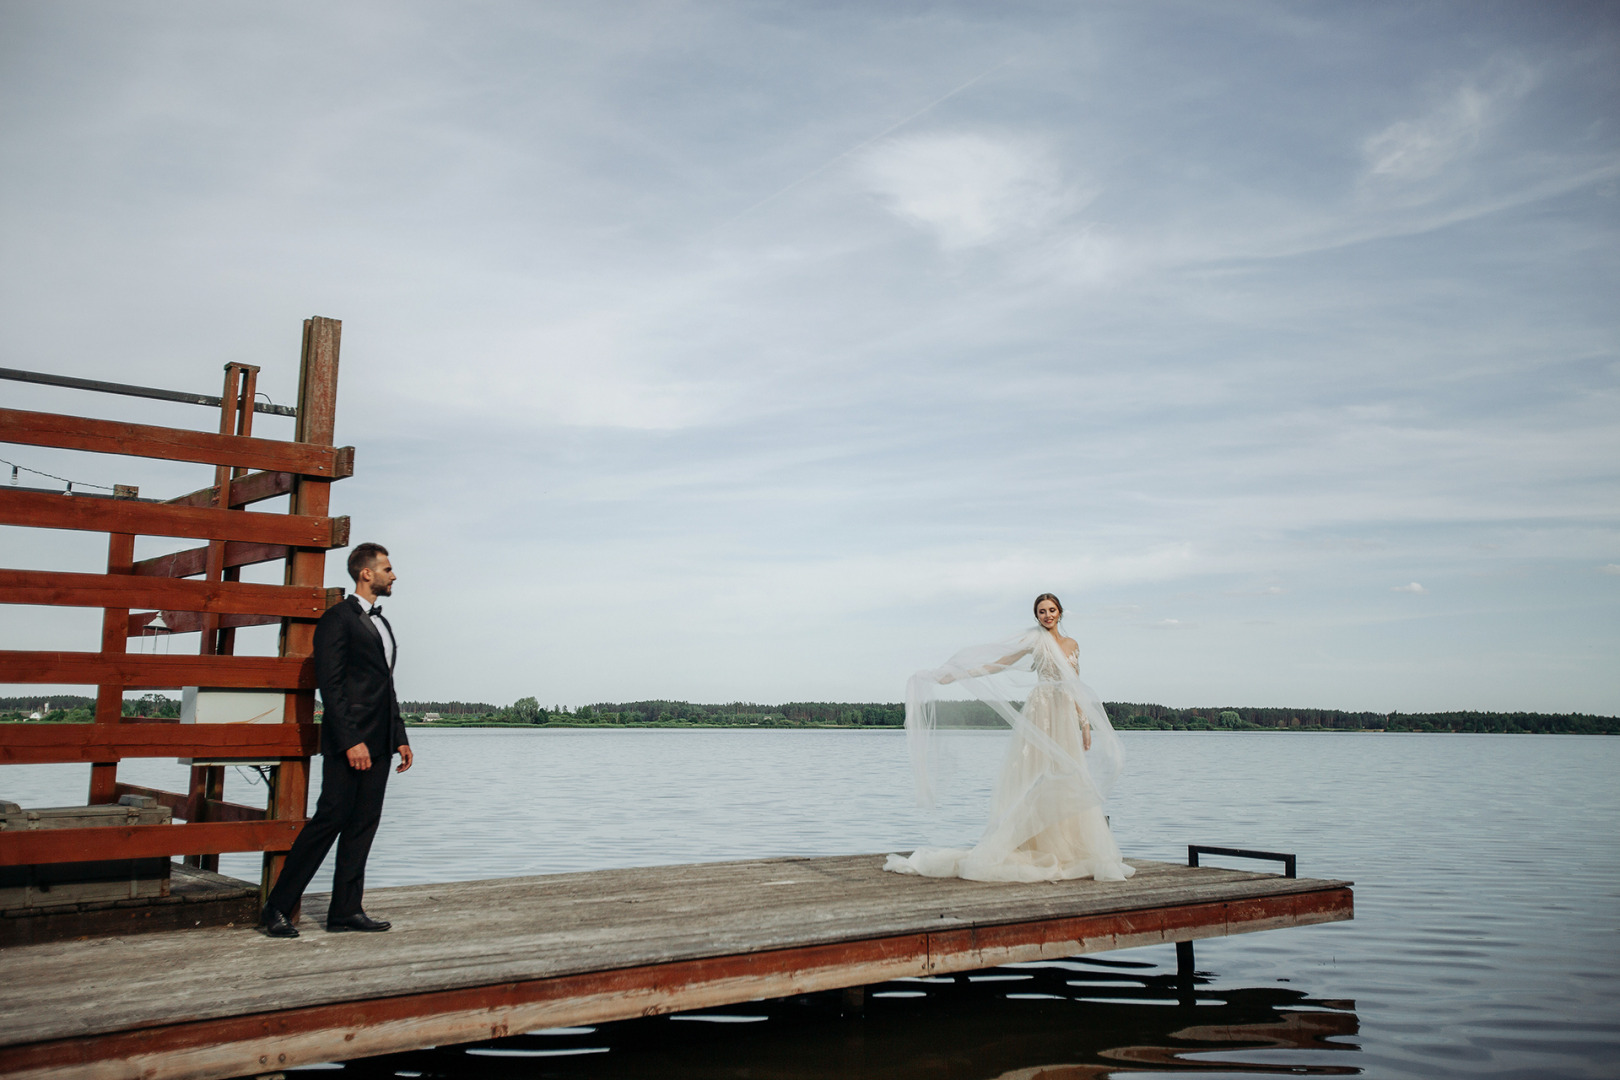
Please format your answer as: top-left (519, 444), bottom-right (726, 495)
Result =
top-left (904, 626), bottom-right (1126, 811)
top-left (888, 624), bottom-right (1134, 882)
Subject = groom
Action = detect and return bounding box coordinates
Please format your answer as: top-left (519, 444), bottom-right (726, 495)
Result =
top-left (261, 542), bottom-right (414, 937)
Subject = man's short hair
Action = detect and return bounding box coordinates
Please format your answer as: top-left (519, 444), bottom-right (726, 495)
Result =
top-left (347, 542), bottom-right (389, 583)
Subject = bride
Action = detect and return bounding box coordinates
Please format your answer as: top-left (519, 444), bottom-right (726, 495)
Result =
top-left (884, 593), bottom-right (1135, 883)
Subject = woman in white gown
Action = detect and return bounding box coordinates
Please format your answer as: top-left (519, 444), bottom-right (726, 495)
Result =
top-left (885, 593), bottom-right (1135, 883)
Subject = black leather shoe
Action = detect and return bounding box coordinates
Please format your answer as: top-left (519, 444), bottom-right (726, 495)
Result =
top-left (260, 905), bottom-right (299, 938)
top-left (326, 911), bottom-right (391, 933)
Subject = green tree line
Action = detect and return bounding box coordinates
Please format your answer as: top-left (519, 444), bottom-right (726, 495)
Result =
top-left (4, 695), bottom-right (1614, 734)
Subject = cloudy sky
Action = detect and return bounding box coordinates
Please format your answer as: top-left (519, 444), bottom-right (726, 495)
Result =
top-left (2, 1), bottom-right (1616, 714)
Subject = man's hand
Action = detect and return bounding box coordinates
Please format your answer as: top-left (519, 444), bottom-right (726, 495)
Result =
top-left (396, 745), bottom-right (413, 773)
top-left (346, 742), bottom-right (372, 771)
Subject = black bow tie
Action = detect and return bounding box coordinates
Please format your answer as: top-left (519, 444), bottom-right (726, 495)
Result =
top-left (368, 605), bottom-right (383, 618)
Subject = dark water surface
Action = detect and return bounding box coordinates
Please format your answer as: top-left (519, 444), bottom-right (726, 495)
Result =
top-left (8, 730), bottom-right (1619, 1078)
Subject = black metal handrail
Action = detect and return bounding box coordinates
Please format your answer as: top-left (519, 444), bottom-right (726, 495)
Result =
top-left (1188, 845), bottom-right (1296, 878)
top-left (0, 367), bottom-right (296, 417)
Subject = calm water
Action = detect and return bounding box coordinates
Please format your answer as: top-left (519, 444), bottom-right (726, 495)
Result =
top-left (7, 730), bottom-right (1619, 1078)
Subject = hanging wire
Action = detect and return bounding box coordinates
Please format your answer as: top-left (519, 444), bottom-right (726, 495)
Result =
top-left (0, 454), bottom-right (115, 492)
top-left (234, 765), bottom-right (275, 786)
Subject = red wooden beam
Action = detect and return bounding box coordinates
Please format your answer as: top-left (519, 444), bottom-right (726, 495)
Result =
top-left (0, 408), bottom-right (354, 478)
top-left (114, 784), bottom-right (267, 824)
top-left (0, 722), bottom-right (318, 764)
top-left (198, 798), bottom-right (269, 824)
top-left (0, 489), bottom-right (348, 548)
top-left (132, 542), bottom-right (291, 579)
top-left (0, 651), bottom-right (313, 690)
top-left (166, 470), bottom-right (297, 509)
top-left (0, 569), bottom-right (334, 618)
top-left (128, 611), bottom-right (282, 636)
top-left (0, 820), bottom-right (304, 866)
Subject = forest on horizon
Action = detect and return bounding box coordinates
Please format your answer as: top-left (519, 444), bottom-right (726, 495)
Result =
top-left (3, 694), bottom-right (1615, 735)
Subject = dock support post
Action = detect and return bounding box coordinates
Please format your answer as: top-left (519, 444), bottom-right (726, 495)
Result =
top-left (1176, 939), bottom-right (1195, 983)
top-left (840, 984), bottom-right (866, 1017)
top-left (264, 317), bottom-right (341, 912)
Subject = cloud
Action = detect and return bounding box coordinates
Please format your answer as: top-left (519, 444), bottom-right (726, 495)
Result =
top-left (1601, 565), bottom-right (1620, 576)
top-left (855, 131), bottom-right (1083, 249)
top-left (1360, 63), bottom-right (1536, 187)
top-left (1363, 86), bottom-right (1489, 183)
top-left (1391, 582), bottom-right (1427, 594)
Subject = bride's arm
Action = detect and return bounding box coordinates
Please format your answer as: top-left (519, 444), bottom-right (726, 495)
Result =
top-left (938, 648), bottom-right (1030, 683)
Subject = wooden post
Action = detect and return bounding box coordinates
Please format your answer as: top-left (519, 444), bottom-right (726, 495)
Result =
top-left (87, 532), bottom-right (134, 804)
top-left (264, 318), bottom-right (341, 904)
top-left (216, 364), bottom-right (257, 659)
top-left (187, 364), bottom-right (257, 871)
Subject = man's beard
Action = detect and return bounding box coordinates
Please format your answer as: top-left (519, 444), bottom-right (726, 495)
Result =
top-left (374, 581), bottom-right (393, 596)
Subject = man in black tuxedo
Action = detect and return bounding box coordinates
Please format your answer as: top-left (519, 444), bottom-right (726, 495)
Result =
top-left (261, 542), bottom-right (413, 937)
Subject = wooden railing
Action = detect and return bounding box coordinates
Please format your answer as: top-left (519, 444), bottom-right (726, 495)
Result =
top-left (0, 317), bottom-right (351, 898)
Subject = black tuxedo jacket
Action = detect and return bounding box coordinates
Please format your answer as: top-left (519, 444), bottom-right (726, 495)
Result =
top-left (313, 595), bottom-right (408, 757)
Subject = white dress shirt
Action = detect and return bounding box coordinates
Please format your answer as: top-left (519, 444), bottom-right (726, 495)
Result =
top-left (355, 594), bottom-right (395, 668)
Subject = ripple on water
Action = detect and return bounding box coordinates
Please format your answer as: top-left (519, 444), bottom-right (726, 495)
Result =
top-left (5, 729), bottom-right (1618, 1078)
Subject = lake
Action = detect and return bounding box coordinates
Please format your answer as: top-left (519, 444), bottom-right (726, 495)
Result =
top-left (6, 729), bottom-right (1618, 1078)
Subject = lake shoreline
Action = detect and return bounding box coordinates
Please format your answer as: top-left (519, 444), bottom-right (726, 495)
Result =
top-left (397, 721), bottom-right (1614, 734)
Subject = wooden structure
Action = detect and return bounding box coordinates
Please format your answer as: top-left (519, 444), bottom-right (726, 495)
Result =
top-left (0, 318), bottom-right (352, 899)
top-left (0, 854), bottom-right (1353, 1080)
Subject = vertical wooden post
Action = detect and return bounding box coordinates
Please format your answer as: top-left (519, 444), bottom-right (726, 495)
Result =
top-left (187, 364), bottom-right (254, 871)
top-left (264, 318), bottom-right (341, 903)
top-left (87, 532), bottom-right (135, 804)
top-left (215, 364), bottom-right (258, 659)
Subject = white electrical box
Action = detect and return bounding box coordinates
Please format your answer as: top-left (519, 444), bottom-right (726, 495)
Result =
top-left (178, 687), bottom-right (286, 766)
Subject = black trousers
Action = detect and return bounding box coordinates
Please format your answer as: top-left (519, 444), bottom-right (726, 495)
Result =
top-left (268, 747), bottom-right (390, 919)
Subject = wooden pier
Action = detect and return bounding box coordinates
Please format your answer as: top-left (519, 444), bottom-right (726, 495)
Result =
top-left (0, 853), bottom-right (1352, 1080)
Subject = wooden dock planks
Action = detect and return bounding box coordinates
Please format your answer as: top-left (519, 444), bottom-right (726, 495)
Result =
top-left (0, 855), bottom-right (1351, 1080)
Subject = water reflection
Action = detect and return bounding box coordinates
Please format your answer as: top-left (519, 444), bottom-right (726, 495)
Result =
top-left (290, 955), bottom-right (1359, 1079)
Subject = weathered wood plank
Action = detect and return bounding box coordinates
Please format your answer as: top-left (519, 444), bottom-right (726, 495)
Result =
top-left (0, 820), bottom-right (303, 868)
top-left (0, 489), bottom-right (348, 548)
top-left (0, 720), bottom-right (317, 764)
top-left (0, 856), bottom-right (1350, 1059)
top-left (131, 543), bottom-right (292, 579)
top-left (165, 470), bottom-right (295, 510)
top-left (0, 857), bottom-right (1351, 1080)
top-left (0, 652), bottom-right (312, 691)
top-left (0, 569), bottom-right (331, 618)
top-left (0, 409), bottom-right (353, 478)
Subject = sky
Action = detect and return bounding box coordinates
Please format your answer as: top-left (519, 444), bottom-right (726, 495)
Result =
top-left (1, 1), bottom-right (1617, 714)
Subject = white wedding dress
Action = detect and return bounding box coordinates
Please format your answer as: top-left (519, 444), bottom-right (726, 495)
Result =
top-left (885, 627), bottom-right (1135, 883)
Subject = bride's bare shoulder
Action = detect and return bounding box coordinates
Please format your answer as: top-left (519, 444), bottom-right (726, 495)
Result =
top-left (1059, 634), bottom-right (1079, 655)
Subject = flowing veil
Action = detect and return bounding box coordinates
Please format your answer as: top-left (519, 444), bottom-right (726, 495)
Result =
top-left (889, 626), bottom-right (1133, 882)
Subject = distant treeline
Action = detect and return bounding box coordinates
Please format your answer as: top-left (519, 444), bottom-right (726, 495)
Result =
top-left (396, 697), bottom-right (1616, 734)
top-left (0, 693), bottom-right (181, 724)
top-left (3, 695), bottom-right (1614, 734)
top-left (400, 698), bottom-right (905, 728)
top-left (1104, 704), bottom-right (1619, 734)
top-left (400, 700), bottom-right (503, 716)
top-left (0, 696), bottom-right (94, 711)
